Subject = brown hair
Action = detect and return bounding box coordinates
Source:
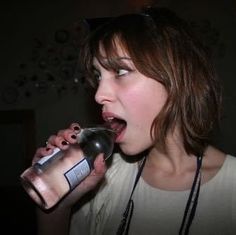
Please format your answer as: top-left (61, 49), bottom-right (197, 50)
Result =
top-left (80, 7), bottom-right (222, 156)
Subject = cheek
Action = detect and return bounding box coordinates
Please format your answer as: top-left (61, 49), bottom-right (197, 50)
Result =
top-left (127, 86), bottom-right (167, 126)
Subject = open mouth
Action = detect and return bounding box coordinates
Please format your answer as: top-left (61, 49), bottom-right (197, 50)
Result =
top-left (104, 117), bottom-right (127, 138)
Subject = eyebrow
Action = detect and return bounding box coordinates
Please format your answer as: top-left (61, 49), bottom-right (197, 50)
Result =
top-left (93, 56), bottom-right (132, 66)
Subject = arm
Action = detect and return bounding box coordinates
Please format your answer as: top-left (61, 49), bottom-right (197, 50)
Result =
top-left (37, 204), bottom-right (71, 235)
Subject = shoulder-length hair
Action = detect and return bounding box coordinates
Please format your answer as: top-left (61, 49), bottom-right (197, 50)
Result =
top-left (80, 7), bottom-right (222, 156)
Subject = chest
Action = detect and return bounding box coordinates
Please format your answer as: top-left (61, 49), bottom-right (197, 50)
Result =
top-left (126, 177), bottom-right (234, 235)
top-left (92, 157), bottom-right (236, 235)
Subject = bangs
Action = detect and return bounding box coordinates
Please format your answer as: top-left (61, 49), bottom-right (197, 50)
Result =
top-left (84, 33), bottom-right (132, 87)
top-left (95, 35), bottom-right (131, 70)
top-left (80, 14), bottom-right (149, 87)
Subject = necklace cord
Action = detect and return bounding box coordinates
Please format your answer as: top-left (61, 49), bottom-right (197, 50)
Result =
top-left (116, 155), bottom-right (203, 235)
top-left (116, 156), bottom-right (147, 235)
top-left (179, 155), bottom-right (203, 234)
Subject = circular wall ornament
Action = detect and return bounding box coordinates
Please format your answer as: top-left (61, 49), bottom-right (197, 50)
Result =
top-left (1, 86), bottom-right (19, 104)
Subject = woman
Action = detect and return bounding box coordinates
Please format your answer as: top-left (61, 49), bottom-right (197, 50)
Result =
top-left (35, 7), bottom-right (236, 235)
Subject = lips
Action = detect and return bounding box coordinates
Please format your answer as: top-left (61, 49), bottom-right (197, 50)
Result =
top-left (102, 112), bottom-right (127, 140)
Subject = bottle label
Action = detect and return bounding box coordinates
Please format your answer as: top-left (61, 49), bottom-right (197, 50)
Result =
top-left (35, 148), bottom-right (62, 167)
top-left (64, 158), bottom-right (91, 189)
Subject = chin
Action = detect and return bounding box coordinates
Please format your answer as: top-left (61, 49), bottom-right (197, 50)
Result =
top-left (119, 143), bottom-right (147, 157)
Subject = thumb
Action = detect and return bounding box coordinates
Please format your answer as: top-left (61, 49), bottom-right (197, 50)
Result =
top-left (93, 153), bottom-right (107, 176)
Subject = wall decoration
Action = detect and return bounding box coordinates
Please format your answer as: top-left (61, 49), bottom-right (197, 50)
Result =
top-left (1, 16), bottom-right (225, 106)
top-left (1, 18), bottom-right (90, 105)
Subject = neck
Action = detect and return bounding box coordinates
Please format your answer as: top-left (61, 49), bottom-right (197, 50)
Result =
top-left (147, 134), bottom-right (197, 175)
top-left (142, 131), bottom-right (201, 191)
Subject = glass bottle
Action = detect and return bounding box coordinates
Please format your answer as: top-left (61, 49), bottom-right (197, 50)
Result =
top-left (20, 126), bottom-right (115, 210)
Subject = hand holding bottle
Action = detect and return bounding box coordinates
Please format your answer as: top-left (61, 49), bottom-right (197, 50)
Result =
top-left (21, 123), bottom-right (112, 210)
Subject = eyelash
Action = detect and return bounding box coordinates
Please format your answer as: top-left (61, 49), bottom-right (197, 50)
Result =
top-left (92, 67), bottom-right (133, 84)
top-left (115, 69), bottom-right (130, 77)
top-left (93, 72), bottom-right (101, 81)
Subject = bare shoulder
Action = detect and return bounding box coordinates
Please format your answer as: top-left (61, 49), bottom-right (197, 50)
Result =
top-left (204, 145), bottom-right (227, 166)
top-left (201, 145), bottom-right (227, 184)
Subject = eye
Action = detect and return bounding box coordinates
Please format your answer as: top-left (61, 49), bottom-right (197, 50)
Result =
top-left (116, 69), bottom-right (129, 77)
top-left (93, 70), bottom-right (101, 81)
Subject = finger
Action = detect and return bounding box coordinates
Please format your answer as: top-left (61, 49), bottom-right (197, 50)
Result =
top-left (93, 154), bottom-right (107, 176)
top-left (81, 154), bottom-right (106, 185)
top-left (57, 129), bottom-right (78, 144)
top-left (46, 135), bottom-right (57, 146)
top-left (70, 123), bottom-right (81, 134)
top-left (35, 147), bottom-right (52, 157)
top-left (57, 129), bottom-right (69, 137)
top-left (33, 147), bottom-right (53, 164)
top-left (78, 158), bottom-right (106, 194)
top-left (47, 135), bottom-right (69, 150)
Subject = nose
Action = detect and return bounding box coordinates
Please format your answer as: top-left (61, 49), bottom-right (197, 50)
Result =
top-left (95, 78), bottom-right (115, 105)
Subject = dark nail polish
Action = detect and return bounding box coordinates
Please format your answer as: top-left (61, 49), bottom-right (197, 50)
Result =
top-left (74, 126), bottom-right (80, 131)
top-left (62, 141), bottom-right (68, 145)
top-left (46, 148), bottom-right (51, 151)
top-left (71, 135), bottom-right (76, 139)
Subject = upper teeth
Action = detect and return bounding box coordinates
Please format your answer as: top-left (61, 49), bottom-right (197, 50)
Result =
top-left (107, 117), bottom-right (114, 122)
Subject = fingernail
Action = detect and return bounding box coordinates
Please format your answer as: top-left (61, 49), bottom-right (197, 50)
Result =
top-left (62, 141), bottom-right (68, 145)
top-left (74, 126), bottom-right (80, 131)
top-left (71, 135), bottom-right (76, 139)
top-left (46, 148), bottom-right (51, 151)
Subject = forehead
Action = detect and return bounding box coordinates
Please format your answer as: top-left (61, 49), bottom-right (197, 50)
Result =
top-left (93, 38), bottom-right (130, 66)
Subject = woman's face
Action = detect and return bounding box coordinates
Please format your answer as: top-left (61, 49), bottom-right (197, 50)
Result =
top-left (93, 45), bottom-right (168, 155)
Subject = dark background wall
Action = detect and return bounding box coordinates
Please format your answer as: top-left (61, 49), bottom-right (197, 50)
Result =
top-left (0, 0), bottom-right (235, 234)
